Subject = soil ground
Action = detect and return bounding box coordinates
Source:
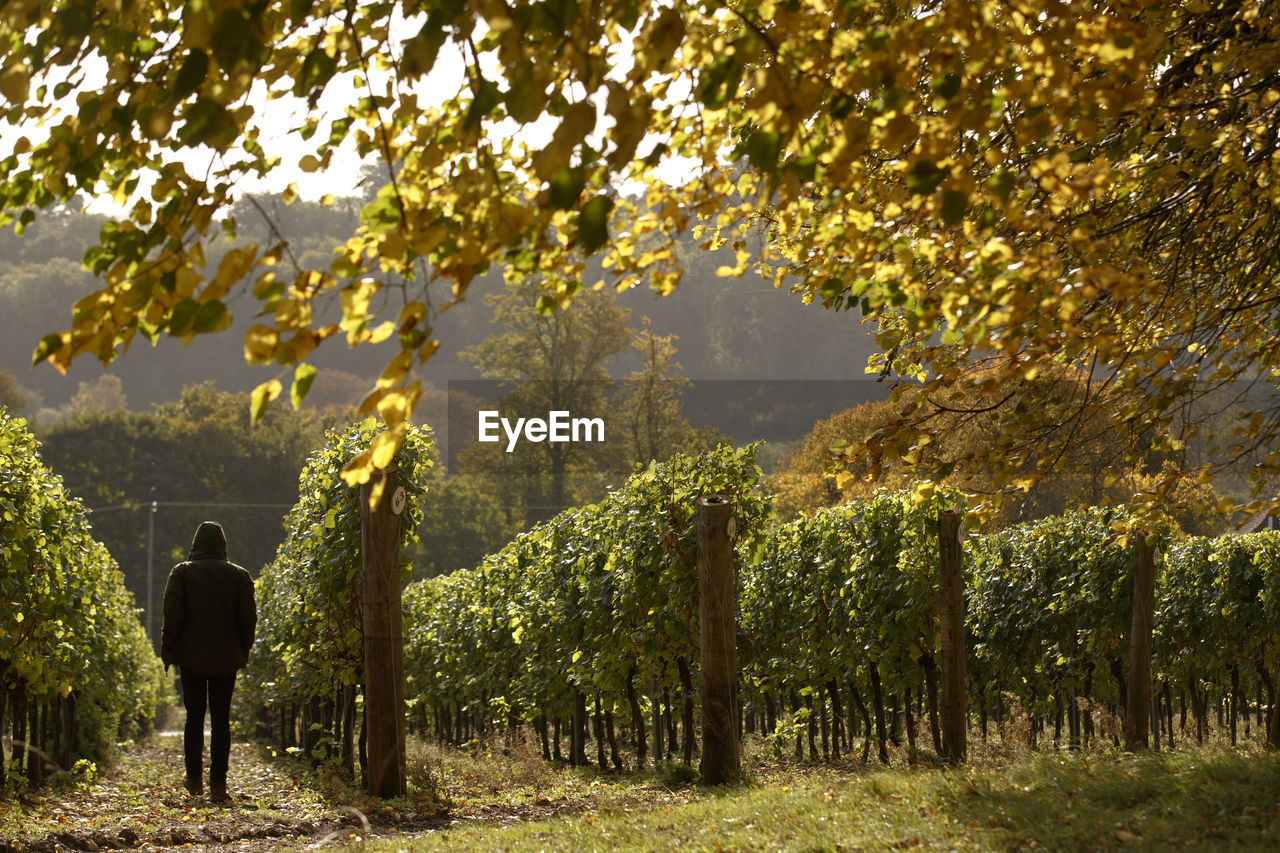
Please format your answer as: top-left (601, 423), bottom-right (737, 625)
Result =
top-left (5, 726), bottom-right (1280, 851)
top-left (0, 726), bottom-right (675, 851)
top-left (0, 731), bottom-right (437, 851)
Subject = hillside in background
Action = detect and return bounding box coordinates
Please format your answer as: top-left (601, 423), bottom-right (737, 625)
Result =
top-left (0, 195), bottom-right (882, 426)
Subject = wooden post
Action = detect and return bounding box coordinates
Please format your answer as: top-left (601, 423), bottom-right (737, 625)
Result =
top-left (697, 494), bottom-right (740, 784)
top-left (360, 466), bottom-right (407, 797)
top-left (28, 700), bottom-right (43, 785)
top-left (652, 677), bottom-right (664, 765)
top-left (938, 508), bottom-right (967, 765)
top-left (1269, 680), bottom-right (1280, 749)
top-left (0, 686), bottom-right (6, 786)
top-left (1124, 533), bottom-right (1157, 751)
top-left (571, 686), bottom-right (587, 766)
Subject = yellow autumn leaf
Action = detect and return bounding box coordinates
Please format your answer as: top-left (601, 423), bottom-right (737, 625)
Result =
top-left (376, 350), bottom-right (413, 388)
top-left (367, 320), bottom-right (396, 344)
top-left (911, 481), bottom-right (937, 505)
top-left (370, 425), bottom-right (404, 469)
top-left (397, 301), bottom-right (427, 328)
top-left (250, 379), bottom-right (282, 424)
top-left (340, 447), bottom-right (375, 486)
top-left (182, 5), bottom-right (211, 47)
top-left (412, 225), bottom-right (448, 255)
top-left (243, 324), bottom-right (278, 364)
top-left (651, 270), bottom-right (682, 295)
top-left (283, 330), bottom-right (318, 363)
top-left (376, 382), bottom-right (421, 429)
top-left (0, 65), bottom-right (31, 104)
top-left (290, 363), bottom-right (317, 409)
top-left (357, 386), bottom-right (387, 415)
top-left (203, 245), bottom-right (257, 302)
top-left (275, 298), bottom-right (312, 331)
top-left (340, 278), bottom-right (379, 342)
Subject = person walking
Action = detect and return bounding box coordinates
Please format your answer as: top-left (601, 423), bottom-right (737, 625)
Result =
top-left (161, 521), bottom-right (257, 803)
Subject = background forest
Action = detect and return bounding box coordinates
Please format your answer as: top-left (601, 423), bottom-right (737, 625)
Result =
top-left (0, 189), bottom-right (885, 641)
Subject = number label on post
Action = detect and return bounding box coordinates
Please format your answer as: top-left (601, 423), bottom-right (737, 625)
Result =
top-left (391, 485), bottom-right (407, 516)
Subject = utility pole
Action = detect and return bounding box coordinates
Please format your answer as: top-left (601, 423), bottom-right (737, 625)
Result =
top-left (147, 500), bottom-right (157, 647)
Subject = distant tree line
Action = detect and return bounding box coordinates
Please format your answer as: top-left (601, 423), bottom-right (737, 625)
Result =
top-left (1, 195), bottom-right (879, 418)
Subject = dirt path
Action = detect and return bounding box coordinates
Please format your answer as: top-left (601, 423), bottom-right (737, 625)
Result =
top-left (0, 733), bottom-right (445, 852)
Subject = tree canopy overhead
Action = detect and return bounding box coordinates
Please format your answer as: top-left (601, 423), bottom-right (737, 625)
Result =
top-left (3, 0), bottom-right (1279, 503)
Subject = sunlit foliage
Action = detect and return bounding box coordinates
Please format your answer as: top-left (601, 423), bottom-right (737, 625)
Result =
top-left (3, 1), bottom-right (1278, 503)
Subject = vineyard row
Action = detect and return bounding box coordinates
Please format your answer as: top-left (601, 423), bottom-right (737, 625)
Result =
top-left (0, 412), bottom-right (170, 785)
top-left (245, 424), bottom-right (1280, 775)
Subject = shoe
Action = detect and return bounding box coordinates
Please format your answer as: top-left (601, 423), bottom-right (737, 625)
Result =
top-left (184, 777), bottom-right (203, 797)
top-left (209, 782), bottom-right (230, 803)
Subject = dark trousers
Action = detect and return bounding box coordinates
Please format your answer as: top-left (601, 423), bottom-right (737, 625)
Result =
top-left (180, 669), bottom-right (236, 785)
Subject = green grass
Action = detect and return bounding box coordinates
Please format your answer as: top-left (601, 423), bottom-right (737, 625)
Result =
top-left (360, 742), bottom-right (1280, 852)
top-left (5, 730), bottom-right (1280, 851)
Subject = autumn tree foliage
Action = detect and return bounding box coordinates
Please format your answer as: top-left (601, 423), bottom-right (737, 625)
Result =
top-left (773, 363), bottom-right (1227, 532)
top-left (2, 1), bottom-right (1279, 502)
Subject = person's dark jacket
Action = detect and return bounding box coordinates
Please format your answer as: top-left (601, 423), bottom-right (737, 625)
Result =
top-left (160, 522), bottom-right (257, 677)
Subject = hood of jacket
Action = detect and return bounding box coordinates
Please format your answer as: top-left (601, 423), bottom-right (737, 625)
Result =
top-left (189, 521), bottom-right (229, 561)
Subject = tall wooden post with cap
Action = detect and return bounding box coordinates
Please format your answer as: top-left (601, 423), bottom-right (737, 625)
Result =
top-left (361, 466), bottom-right (407, 797)
top-left (938, 508), bottom-right (966, 765)
top-left (698, 494), bottom-right (740, 784)
top-left (1124, 532), bottom-right (1157, 751)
